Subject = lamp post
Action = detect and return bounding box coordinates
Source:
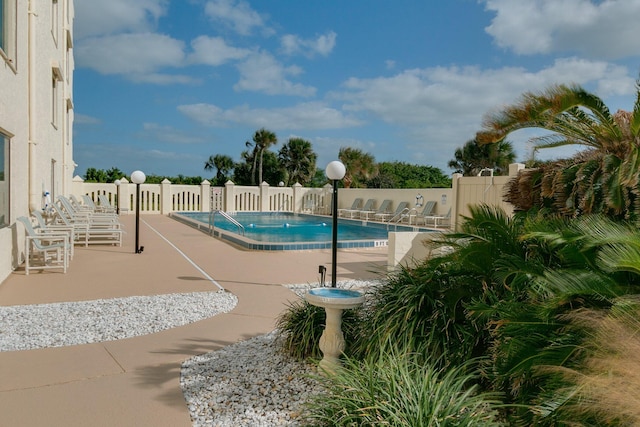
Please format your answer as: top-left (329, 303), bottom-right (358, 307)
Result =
top-left (114, 179), bottom-right (121, 215)
top-left (325, 160), bottom-right (346, 287)
top-left (131, 170), bottom-right (146, 254)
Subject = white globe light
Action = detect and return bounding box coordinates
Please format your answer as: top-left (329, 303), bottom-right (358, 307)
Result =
top-left (325, 161), bottom-right (346, 180)
top-left (131, 170), bottom-right (146, 184)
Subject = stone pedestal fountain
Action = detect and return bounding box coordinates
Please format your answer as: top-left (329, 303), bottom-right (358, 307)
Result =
top-left (305, 287), bottom-right (364, 374)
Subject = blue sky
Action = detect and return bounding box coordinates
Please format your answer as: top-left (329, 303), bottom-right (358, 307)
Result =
top-left (72, 0), bottom-right (640, 181)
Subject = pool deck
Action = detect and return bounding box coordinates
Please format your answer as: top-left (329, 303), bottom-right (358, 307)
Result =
top-left (0, 214), bottom-right (388, 426)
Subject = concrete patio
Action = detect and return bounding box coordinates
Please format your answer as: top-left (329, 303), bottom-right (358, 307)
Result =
top-left (0, 214), bottom-right (388, 426)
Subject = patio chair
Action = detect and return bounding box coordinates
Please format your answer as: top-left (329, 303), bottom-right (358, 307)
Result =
top-left (338, 198), bottom-right (363, 218)
top-left (32, 210), bottom-right (75, 259)
top-left (17, 216), bottom-right (70, 275)
top-left (422, 207), bottom-right (452, 228)
top-left (96, 194), bottom-right (118, 214)
top-left (354, 199), bottom-right (376, 219)
top-left (360, 199), bottom-right (391, 220)
top-left (375, 201), bottom-right (410, 222)
top-left (51, 205), bottom-right (123, 246)
top-left (409, 200), bottom-right (437, 225)
top-left (57, 196), bottom-right (121, 225)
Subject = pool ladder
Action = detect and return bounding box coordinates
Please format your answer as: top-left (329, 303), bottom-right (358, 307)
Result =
top-left (210, 210), bottom-right (245, 236)
top-left (386, 207), bottom-right (411, 231)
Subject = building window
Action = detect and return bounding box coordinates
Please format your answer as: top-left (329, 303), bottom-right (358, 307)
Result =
top-left (0, 132), bottom-right (8, 228)
top-left (52, 63), bottom-right (62, 128)
top-left (52, 76), bottom-right (58, 127)
top-left (0, 0), bottom-right (17, 66)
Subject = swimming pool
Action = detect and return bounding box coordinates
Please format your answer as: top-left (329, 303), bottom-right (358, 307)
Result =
top-left (171, 212), bottom-right (430, 251)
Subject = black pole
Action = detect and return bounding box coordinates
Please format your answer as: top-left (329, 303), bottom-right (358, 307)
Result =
top-left (116, 185), bottom-right (120, 215)
top-left (331, 179), bottom-right (338, 287)
top-left (135, 183), bottom-right (141, 254)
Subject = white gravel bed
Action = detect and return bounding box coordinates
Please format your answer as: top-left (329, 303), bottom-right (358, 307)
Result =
top-left (182, 280), bottom-right (381, 427)
top-left (182, 331), bottom-right (323, 426)
top-left (0, 291), bottom-right (237, 352)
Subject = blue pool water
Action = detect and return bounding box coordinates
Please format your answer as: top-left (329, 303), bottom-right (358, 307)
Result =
top-left (174, 212), bottom-right (429, 251)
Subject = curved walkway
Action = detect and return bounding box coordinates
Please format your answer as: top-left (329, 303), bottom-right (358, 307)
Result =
top-left (0, 214), bottom-right (387, 426)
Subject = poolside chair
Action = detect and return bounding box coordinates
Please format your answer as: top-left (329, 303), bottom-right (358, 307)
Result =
top-left (82, 194), bottom-right (116, 214)
top-left (97, 194), bottom-right (118, 214)
top-left (409, 200), bottom-right (437, 225)
top-left (360, 199), bottom-right (391, 220)
top-left (422, 207), bottom-right (452, 228)
top-left (17, 216), bottom-right (70, 275)
top-left (355, 199), bottom-right (376, 219)
top-left (51, 205), bottom-right (123, 246)
top-left (32, 210), bottom-right (75, 259)
top-left (375, 201), bottom-right (410, 222)
top-left (338, 198), bottom-right (363, 218)
top-left (57, 196), bottom-right (121, 225)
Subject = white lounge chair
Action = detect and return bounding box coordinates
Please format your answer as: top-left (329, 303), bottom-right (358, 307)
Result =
top-left (375, 201), bottom-right (410, 222)
top-left (338, 198), bottom-right (363, 218)
top-left (17, 216), bottom-right (70, 275)
top-left (422, 207), bottom-right (452, 228)
top-left (409, 201), bottom-right (437, 225)
top-left (97, 194), bottom-right (118, 214)
top-left (32, 210), bottom-right (75, 259)
top-left (57, 196), bottom-right (121, 225)
top-left (360, 199), bottom-right (391, 220)
top-left (51, 205), bottom-right (123, 246)
top-left (355, 199), bottom-right (376, 219)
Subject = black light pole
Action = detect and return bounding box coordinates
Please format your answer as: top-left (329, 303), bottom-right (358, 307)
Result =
top-left (114, 179), bottom-right (121, 215)
top-left (325, 161), bottom-right (346, 287)
top-left (131, 170), bottom-right (146, 254)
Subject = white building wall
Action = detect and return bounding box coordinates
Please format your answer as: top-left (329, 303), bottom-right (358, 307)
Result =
top-left (0, 0), bottom-right (74, 284)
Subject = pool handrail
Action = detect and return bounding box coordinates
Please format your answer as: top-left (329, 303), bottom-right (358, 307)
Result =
top-left (211, 210), bottom-right (245, 236)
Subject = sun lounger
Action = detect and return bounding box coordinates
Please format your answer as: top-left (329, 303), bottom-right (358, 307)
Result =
top-left (338, 198), bottom-right (364, 218)
top-left (57, 196), bottom-right (121, 225)
top-left (17, 216), bottom-right (70, 275)
top-left (360, 199), bottom-right (391, 220)
top-left (51, 205), bottom-right (123, 246)
top-left (97, 194), bottom-right (117, 213)
top-left (375, 201), bottom-right (410, 222)
top-left (32, 210), bottom-right (75, 259)
top-left (422, 207), bottom-right (452, 228)
top-left (409, 201), bottom-right (437, 225)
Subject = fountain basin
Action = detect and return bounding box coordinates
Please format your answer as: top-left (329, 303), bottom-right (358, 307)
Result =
top-left (304, 287), bottom-right (365, 374)
top-left (305, 287), bottom-right (364, 309)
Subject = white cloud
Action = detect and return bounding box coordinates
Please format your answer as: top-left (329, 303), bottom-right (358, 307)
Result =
top-left (188, 36), bottom-right (252, 66)
top-left (338, 59), bottom-right (634, 126)
top-left (178, 102), bottom-right (362, 130)
top-left (204, 0), bottom-right (273, 36)
top-left (234, 52), bottom-right (316, 96)
top-left (74, 0), bottom-right (168, 39)
top-left (484, 0), bottom-right (640, 59)
top-left (75, 33), bottom-right (197, 84)
top-left (280, 31), bottom-right (337, 57)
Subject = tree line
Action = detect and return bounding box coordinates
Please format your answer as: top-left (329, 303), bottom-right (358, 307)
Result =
top-left (84, 127), bottom-right (519, 187)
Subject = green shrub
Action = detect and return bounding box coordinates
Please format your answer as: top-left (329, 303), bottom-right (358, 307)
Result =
top-left (303, 350), bottom-right (505, 426)
top-left (275, 298), bottom-right (362, 360)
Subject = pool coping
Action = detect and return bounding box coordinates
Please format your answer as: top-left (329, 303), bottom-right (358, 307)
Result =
top-left (169, 212), bottom-right (429, 251)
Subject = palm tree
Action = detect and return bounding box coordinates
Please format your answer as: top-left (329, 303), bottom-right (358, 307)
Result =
top-left (476, 83), bottom-right (640, 220)
top-left (338, 147), bottom-right (377, 188)
top-left (244, 140), bottom-right (258, 185)
top-left (278, 138), bottom-right (317, 186)
top-left (448, 139), bottom-right (516, 176)
top-left (252, 128), bottom-right (278, 185)
top-left (204, 154), bottom-right (234, 186)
